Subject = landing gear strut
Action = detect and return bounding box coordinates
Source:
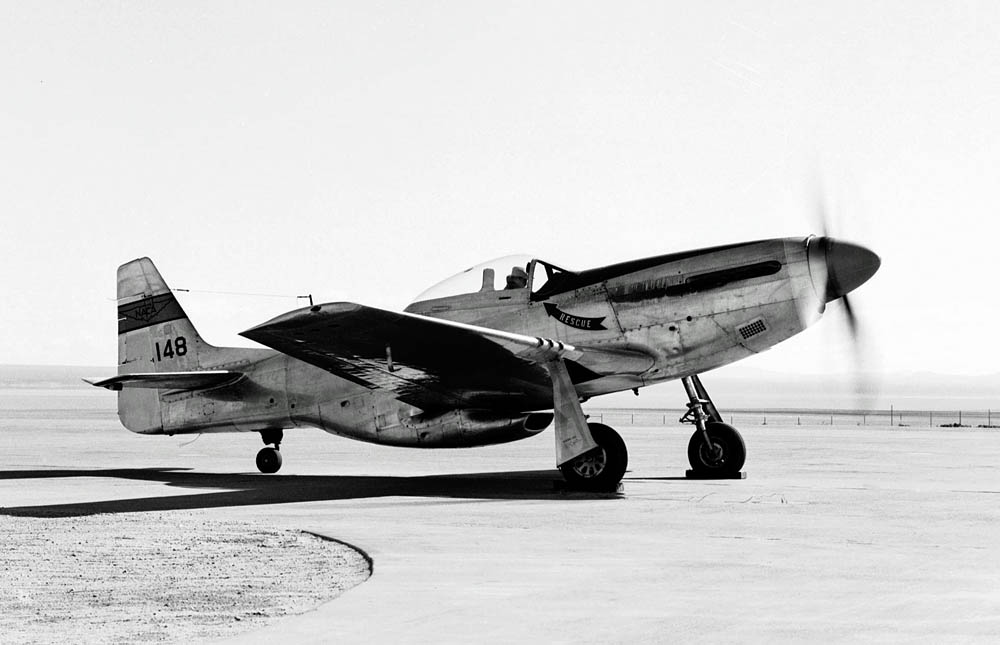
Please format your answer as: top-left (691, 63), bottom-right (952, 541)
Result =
top-left (680, 376), bottom-right (745, 477)
top-left (256, 429), bottom-right (283, 474)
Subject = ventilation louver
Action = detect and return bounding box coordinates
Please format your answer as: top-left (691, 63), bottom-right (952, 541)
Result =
top-left (738, 318), bottom-right (767, 340)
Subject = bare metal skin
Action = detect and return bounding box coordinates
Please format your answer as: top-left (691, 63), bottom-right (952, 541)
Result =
top-left (91, 235), bottom-right (879, 486)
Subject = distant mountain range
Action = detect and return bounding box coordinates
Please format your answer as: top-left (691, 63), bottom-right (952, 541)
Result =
top-left (3, 364), bottom-right (997, 412)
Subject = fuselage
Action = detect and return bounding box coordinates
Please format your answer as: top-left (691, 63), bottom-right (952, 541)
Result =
top-left (125, 236), bottom-right (876, 448)
top-left (404, 237), bottom-right (824, 397)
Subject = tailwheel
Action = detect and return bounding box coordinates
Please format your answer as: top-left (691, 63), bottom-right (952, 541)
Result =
top-left (687, 422), bottom-right (745, 476)
top-left (256, 446), bottom-right (282, 474)
top-left (559, 423), bottom-right (628, 492)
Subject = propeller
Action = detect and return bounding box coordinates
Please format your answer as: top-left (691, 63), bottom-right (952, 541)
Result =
top-left (805, 171), bottom-right (881, 408)
top-left (840, 294), bottom-right (858, 340)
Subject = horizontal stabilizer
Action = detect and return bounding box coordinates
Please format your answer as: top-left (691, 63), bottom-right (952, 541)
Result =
top-left (84, 371), bottom-right (243, 392)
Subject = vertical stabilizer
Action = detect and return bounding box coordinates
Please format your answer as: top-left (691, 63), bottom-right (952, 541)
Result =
top-left (116, 257), bottom-right (212, 433)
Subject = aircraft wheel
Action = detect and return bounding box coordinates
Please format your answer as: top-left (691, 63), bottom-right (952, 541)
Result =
top-left (687, 422), bottom-right (745, 475)
top-left (559, 423), bottom-right (628, 492)
top-left (256, 447), bottom-right (282, 474)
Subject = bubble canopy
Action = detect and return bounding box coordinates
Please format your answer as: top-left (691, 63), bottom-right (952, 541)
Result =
top-left (410, 255), bottom-right (570, 304)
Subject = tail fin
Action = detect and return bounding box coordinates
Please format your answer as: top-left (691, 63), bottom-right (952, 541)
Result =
top-left (118, 257), bottom-right (213, 370)
top-left (116, 257), bottom-right (214, 433)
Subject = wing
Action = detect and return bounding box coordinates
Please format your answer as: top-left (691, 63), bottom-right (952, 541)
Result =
top-left (85, 371), bottom-right (243, 391)
top-left (240, 303), bottom-right (586, 411)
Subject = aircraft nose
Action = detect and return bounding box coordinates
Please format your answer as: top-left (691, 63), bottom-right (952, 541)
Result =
top-left (815, 237), bottom-right (881, 302)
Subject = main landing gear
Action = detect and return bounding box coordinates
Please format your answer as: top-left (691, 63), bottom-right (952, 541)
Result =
top-left (558, 423), bottom-right (629, 492)
top-left (256, 429), bottom-right (283, 474)
top-left (680, 375), bottom-right (746, 477)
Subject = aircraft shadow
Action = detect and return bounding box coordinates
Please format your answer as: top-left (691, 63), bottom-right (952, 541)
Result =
top-left (0, 467), bottom-right (622, 517)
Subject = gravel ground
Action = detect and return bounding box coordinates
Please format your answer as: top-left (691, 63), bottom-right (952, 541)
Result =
top-left (0, 512), bottom-right (371, 644)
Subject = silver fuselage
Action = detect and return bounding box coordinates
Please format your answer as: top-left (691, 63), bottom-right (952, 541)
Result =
top-left (123, 237), bottom-right (830, 447)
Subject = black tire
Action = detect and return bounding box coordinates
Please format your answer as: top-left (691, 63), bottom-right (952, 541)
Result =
top-left (687, 422), bottom-right (746, 475)
top-left (256, 447), bottom-right (282, 474)
top-left (559, 423), bottom-right (628, 492)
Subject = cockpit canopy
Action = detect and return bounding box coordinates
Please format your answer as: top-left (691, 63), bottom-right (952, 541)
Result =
top-left (410, 254), bottom-right (571, 304)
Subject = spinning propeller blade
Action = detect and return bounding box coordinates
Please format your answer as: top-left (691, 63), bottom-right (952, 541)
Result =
top-left (806, 170), bottom-right (881, 406)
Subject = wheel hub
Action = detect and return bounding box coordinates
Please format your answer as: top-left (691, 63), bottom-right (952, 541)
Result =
top-left (570, 447), bottom-right (607, 479)
top-left (700, 441), bottom-right (724, 466)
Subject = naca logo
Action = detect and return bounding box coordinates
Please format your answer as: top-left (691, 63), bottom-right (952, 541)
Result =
top-left (123, 295), bottom-right (168, 322)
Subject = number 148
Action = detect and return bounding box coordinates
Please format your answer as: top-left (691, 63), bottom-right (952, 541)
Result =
top-left (155, 336), bottom-right (188, 361)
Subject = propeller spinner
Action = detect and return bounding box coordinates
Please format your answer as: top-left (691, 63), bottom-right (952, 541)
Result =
top-left (808, 233), bottom-right (879, 293)
top-left (808, 235), bottom-right (881, 339)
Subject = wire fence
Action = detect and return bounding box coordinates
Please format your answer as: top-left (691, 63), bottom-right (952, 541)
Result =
top-left (584, 408), bottom-right (1000, 429)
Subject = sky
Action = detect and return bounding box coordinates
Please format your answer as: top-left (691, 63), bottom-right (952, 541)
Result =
top-left (2, 1), bottom-right (998, 382)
